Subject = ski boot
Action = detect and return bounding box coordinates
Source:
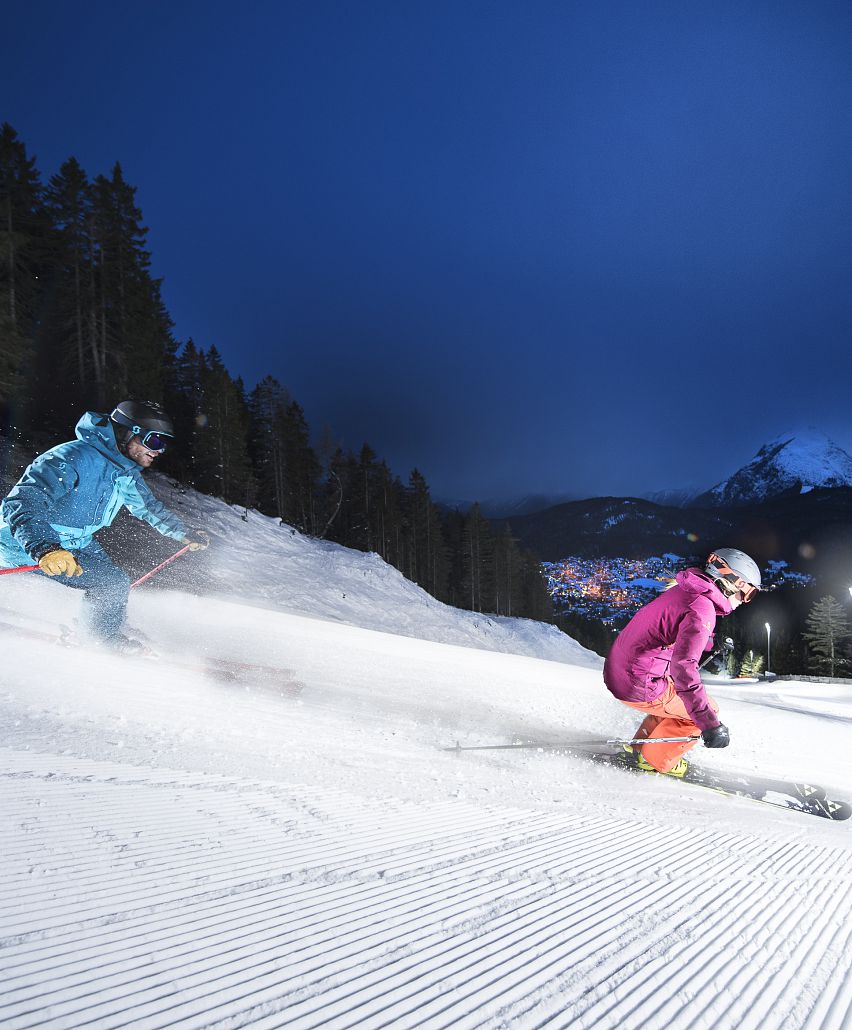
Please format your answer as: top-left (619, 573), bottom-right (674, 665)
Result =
top-left (623, 744), bottom-right (688, 778)
top-left (104, 633), bottom-right (158, 659)
top-left (637, 751), bottom-right (689, 778)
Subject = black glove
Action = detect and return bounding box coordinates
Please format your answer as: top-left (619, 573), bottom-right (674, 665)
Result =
top-left (182, 529), bottom-right (210, 552)
top-left (702, 723), bottom-right (730, 748)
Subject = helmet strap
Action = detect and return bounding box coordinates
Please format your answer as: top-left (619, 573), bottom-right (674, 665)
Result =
top-left (111, 420), bottom-right (134, 455)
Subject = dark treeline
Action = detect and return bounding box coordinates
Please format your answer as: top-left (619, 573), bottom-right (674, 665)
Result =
top-left (0, 124), bottom-right (552, 622)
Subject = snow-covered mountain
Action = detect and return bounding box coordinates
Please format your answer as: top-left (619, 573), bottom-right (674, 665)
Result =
top-left (458, 429), bottom-right (852, 518)
top-left (695, 428), bottom-right (852, 507)
top-left (640, 485), bottom-right (702, 508)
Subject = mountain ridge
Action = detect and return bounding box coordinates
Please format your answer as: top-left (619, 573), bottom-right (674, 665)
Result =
top-left (499, 486), bottom-right (852, 576)
top-left (464, 429), bottom-right (852, 517)
top-left (694, 428), bottom-right (852, 507)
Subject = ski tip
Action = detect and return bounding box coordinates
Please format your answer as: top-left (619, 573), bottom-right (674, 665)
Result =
top-left (821, 799), bottom-right (852, 821)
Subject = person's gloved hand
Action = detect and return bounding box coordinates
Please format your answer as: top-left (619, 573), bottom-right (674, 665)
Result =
top-left (702, 723), bottom-right (730, 748)
top-left (182, 529), bottom-right (210, 552)
top-left (38, 549), bottom-right (84, 577)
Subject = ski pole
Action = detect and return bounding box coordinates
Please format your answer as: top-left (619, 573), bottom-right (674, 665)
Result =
top-left (0, 564), bottom-right (41, 576)
top-left (446, 736), bottom-right (699, 753)
top-left (130, 545), bottom-right (191, 590)
top-left (597, 735), bottom-right (698, 747)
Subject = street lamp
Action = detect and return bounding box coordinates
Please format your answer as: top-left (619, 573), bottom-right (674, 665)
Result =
top-left (765, 622), bottom-right (771, 675)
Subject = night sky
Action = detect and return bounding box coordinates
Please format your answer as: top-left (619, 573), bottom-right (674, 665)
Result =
top-left (4, 1), bottom-right (852, 503)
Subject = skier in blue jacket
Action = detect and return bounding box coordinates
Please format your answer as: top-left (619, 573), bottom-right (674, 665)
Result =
top-left (0, 400), bottom-right (205, 651)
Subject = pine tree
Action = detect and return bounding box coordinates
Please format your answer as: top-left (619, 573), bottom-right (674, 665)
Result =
top-left (740, 650), bottom-right (765, 677)
top-left (279, 399), bottom-right (321, 533)
top-left (442, 508), bottom-right (468, 609)
top-left (248, 375), bottom-right (292, 518)
top-left (802, 596), bottom-right (852, 677)
top-left (462, 504), bottom-right (495, 612)
top-left (349, 443), bottom-right (381, 552)
top-left (192, 346), bottom-right (254, 503)
top-left (406, 469), bottom-right (444, 592)
top-left (323, 446), bottom-right (407, 563)
top-left (358, 457), bottom-right (398, 561)
top-left (315, 432), bottom-right (345, 539)
top-left (490, 527), bottom-right (531, 613)
top-left (44, 157), bottom-right (91, 392)
top-left (426, 495), bottom-right (449, 601)
top-left (516, 550), bottom-right (554, 622)
top-left (161, 338), bottom-right (205, 482)
top-left (0, 123), bottom-right (45, 415)
top-left (325, 447), bottom-right (361, 546)
top-left (405, 470), bottom-right (447, 600)
top-left (87, 163), bottom-right (173, 406)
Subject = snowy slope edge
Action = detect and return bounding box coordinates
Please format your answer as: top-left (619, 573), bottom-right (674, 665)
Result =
top-left (147, 474), bottom-right (599, 668)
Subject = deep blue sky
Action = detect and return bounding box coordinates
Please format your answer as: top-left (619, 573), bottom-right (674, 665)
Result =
top-left (4, 1), bottom-right (852, 501)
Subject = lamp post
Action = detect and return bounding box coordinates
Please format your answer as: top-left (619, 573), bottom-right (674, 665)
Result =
top-left (765, 622), bottom-right (771, 675)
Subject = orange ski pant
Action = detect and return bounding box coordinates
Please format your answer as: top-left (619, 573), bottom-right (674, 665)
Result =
top-left (620, 678), bottom-right (718, 773)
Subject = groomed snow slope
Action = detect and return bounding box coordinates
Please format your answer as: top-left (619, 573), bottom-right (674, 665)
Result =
top-left (142, 473), bottom-right (598, 667)
top-left (1, 483), bottom-right (851, 1029)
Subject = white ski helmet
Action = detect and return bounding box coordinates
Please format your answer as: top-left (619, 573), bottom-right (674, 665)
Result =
top-left (705, 547), bottom-right (761, 601)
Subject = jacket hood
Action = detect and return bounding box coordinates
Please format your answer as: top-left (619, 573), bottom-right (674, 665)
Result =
top-left (75, 411), bottom-right (137, 471)
top-left (676, 567), bottom-right (733, 616)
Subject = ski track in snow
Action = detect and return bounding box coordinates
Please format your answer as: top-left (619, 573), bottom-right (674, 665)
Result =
top-left (2, 485), bottom-right (852, 1029)
top-left (2, 748), bottom-right (851, 1030)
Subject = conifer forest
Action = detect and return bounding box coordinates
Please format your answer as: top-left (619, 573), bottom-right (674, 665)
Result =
top-left (0, 124), bottom-right (552, 621)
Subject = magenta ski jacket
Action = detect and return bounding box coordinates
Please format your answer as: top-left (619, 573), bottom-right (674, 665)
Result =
top-left (603, 568), bottom-right (733, 731)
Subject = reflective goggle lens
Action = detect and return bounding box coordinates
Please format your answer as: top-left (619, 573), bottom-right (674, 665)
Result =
top-left (140, 431), bottom-right (171, 452)
top-left (708, 553), bottom-right (758, 603)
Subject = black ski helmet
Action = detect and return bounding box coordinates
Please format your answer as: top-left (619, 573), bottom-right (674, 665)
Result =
top-left (110, 400), bottom-right (174, 451)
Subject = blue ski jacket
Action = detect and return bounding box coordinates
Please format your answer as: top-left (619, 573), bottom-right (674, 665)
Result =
top-left (0, 411), bottom-right (186, 565)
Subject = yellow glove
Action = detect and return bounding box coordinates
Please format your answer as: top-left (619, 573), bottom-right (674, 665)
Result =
top-left (38, 549), bottom-right (84, 577)
top-left (182, 529), bottom-right (210, 552)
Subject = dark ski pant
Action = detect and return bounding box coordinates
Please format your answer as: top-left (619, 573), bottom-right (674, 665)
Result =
top-left (51, 540), bottom-right (130, 640)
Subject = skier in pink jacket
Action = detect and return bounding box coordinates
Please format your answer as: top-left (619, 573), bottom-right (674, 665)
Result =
top-left (603, 548), bottom-right (761, 776)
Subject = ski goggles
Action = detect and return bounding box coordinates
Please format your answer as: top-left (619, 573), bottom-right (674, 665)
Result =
top-left (707, 553), bottom-right (759, 603)
top-left (136, 430), bottom-right (172, 453)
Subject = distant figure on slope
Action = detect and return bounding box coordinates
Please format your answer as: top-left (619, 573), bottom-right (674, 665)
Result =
top-left (0, 400), bottom-right (207, 653)
top-left (603, 548), bottom-right (761, 776)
